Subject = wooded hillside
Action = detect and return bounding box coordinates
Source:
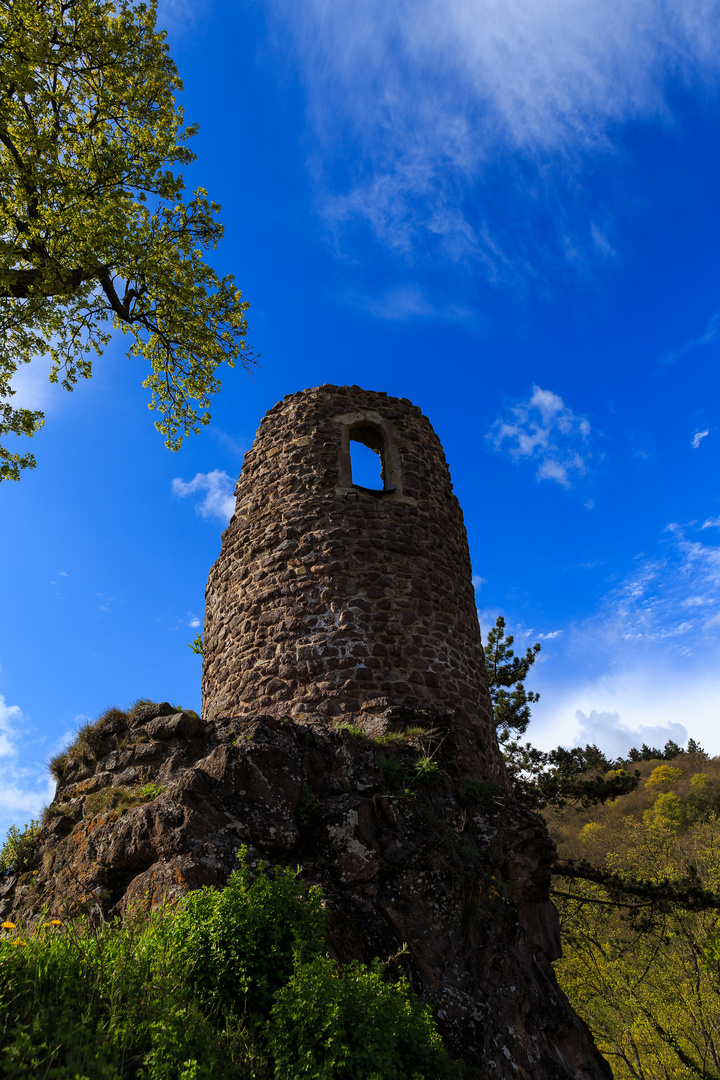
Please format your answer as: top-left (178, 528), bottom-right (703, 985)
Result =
top-left (547, 749), bottom-right (720, 1079)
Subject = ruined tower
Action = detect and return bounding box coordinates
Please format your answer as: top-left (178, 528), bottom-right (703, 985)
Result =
top-left (9, 382), bottom-right (610, 1078)
top-left (203, 384), bottom-right (502, 778)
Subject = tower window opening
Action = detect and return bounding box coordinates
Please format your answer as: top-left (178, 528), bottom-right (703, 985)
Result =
top-left (350, 426), bottom-right (386, 490)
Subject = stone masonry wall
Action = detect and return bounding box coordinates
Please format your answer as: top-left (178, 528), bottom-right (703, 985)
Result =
top-left (203, 385), bottom-right (502, 779)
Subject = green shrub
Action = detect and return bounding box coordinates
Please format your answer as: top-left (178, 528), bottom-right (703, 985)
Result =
top-left (377, 756), bottom-right (404, 781)
top-left (268, 955), bottom-right (458, 1079)
top-left (0, 905), bottom-right (251, 1078)
top-left (167, 848), bottom-right (326, 1019)
top-left (0, 850), bottom-right (458, 1078)
top-left (137, 1003), bottom-right (250, 1080)
top-left (0, 821), bottom-right (40, 874)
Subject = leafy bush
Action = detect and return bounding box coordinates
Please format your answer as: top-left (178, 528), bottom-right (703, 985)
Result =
top-left (0, 821), bottom-right (40, 874)
top-left (167, 847), bottom-right (326, 1018)
top-left (457, 779), bottom-right (500, 809)
top-left (0, 907), bottom-right (248, 1079)
top-left (0, 849), bottom-right (456, 1078)
top-left (269, 955), bottom-right (458, 1079)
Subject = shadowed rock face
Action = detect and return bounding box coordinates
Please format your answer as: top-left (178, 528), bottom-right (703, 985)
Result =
top-left (1, 702), bottom-right (609, 1079)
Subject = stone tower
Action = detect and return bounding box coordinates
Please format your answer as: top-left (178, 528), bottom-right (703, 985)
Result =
top-left (203, 384), bottom-right (503, 779)
top-left (9, 384), bottom-right (610, 1079)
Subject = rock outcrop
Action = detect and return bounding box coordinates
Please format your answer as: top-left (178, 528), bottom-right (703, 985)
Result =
top-left (1, 700), bottom-right (609, 1080)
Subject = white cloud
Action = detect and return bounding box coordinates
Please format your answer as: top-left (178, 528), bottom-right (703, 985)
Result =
top-left (528, 669), bottom-right (720, 757)
top-left (524, 517), bottom-right (720, 755)
top-left (702, 516), bottom-right (720, 529)
top-left (574, 522), bottom-right (720, 657)
top-left (472, 574), bottom-right (486, 591)
top-left (357, 284), bottom-right (474, 322)
top-left (188, 614), bottom-right (201, 629)
top-left (574, 709), bottom-right (688, 759)
top-left (271, 0), bottom-right (720, 274)
top-left (692, 429), bottom-right (710, 448)
top-left (0, 694), bottom-right (22, 759)
top-left (172, 470), bottom-right (236, 523)
top-left (0, 694), bottom-right (58, 838)
top-left (487, 385), bottom-right (591, 488)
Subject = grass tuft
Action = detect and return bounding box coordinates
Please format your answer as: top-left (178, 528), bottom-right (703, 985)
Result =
top-left (48, 750), bottom-right (69, 781)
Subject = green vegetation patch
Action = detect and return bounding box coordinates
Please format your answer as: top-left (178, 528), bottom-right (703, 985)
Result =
top-left (83, 780), bottom-right (167, 820)
top-left (549, 750), bottom-right (720, 1080)
top-left (0, 848), bottom-right (456, 1079)
top-left (0, 821), bottom-right (40, 875)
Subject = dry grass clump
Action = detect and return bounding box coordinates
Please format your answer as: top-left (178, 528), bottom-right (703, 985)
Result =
top-left (47, 700), bottom-right (201, 783)
top-left (48, 706), bottom-right (130, 780)
top-left (47, 749), bottom-right (70, 781)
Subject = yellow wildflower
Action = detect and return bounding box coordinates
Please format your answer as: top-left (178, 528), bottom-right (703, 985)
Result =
top-left (50, 920), bottom-right (63, 926)
top-left (12, 940), bottom-right (25, 947)
top-left (1, 921), bottom-right (16, 930)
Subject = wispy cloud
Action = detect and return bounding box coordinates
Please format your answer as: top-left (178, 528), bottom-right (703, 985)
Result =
top-left (172, 470), bottom-right (236, 523)
top-left (692, 429), bottom-right (710, 448)
top-left (487, 385), bottom-right (591, 488)
top-left (0, 694), bottom-right (22, 759)
top-left (664, 310), bottom-right (720, 364)
top-left (271, 0), bottom-right (720, 276)
top-left (355, 284), bottom-right (473, 322)
top-left (577, 521), bottom-right (720, 655)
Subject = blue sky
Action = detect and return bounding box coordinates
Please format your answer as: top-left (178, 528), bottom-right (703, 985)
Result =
top-left (2, 0), bottom-right (720, 832)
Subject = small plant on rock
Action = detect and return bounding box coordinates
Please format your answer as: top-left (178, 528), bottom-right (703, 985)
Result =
top-left (414, 756), bottom-right (441, 783)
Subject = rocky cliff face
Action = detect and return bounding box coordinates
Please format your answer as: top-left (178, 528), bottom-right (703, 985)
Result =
top-left (1, 700), bottom-right (609, 1080)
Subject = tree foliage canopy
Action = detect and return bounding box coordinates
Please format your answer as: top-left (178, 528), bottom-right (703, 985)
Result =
top-left (0, 0), bottom-right (255, 480)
